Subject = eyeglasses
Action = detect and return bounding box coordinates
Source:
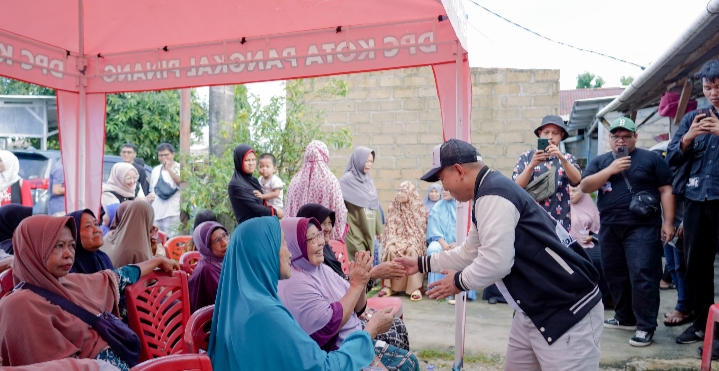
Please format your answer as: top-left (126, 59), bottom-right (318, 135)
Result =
top-left (610, 135), bottom-right (634, 142)
top-left (321, 221), bottom-right (333, 229)
top-left (124, 176), bottom-right (139, 182)
top-left (211, 232), bottom-right (229, 246)
top-left (158, 152), bottom-right (172, 158)
top-left (306, 232), bottom-right (325, 245)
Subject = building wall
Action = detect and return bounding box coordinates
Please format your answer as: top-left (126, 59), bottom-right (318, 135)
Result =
top-left (305, 66), bottom-right (560, 210)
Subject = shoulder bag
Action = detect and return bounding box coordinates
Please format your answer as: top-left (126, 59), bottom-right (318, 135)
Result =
top-left (524, 151), bottom-right (556, 203)
top-left (154, 167), bottom-right (178, 200)
top-left (620, 171), bottom-right (660, 217)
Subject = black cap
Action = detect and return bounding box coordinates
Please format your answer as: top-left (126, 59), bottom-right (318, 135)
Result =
top-left (534, 115), bottom-right (569, 140)
top-left (420, 139), bottom-right (481, 182)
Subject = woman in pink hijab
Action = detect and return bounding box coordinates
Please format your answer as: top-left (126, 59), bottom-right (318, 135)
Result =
top-left (285, 140), bottom-right (348, 241)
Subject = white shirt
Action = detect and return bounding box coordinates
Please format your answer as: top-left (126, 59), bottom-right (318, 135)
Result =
top-left (149, 162), bottom-right (181, 220)
top-left (259, 174), bottom-right (284, 209)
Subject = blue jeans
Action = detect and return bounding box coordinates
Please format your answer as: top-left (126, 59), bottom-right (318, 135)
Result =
top-left (427, 242), bottom-right (476, 300)
top-left (600, 224), bottom-right (663, 332)
top-left (664, 240), bottom-right (690, 314)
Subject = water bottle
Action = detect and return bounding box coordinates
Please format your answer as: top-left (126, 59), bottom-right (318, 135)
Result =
top-left (427, 365), bottom-right (435, 371)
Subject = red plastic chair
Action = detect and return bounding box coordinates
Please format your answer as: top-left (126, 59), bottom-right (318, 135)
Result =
top-left (180, 251), bottom-right (202, 275)
top-left (328, 240), bottom-right (350, 275)
top-left (166, 236), bottom-right (192, 261)
top-left (0, 268), bottom-right (13, 299)
top-left (702, 304), bottom-right (719, 370)
top-left (184, 305), bottom-right (214, 353)
top-left (125, 271), bottom-right (191, 362)
top-left (130, 354), bottom-right (212, 371)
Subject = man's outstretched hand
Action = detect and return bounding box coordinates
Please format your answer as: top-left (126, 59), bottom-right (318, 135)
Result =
top-left (393, 257), bottom-right (419, 276)
top-left (426, 270), bottom-right (461, 300)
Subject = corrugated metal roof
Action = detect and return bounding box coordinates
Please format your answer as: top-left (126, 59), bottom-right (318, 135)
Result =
top-left (597, 0), bottom-right (719, 117)
top-left (560, 88), bottom-right (625, 116)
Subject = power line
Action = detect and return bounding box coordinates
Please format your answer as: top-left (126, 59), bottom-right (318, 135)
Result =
top-left (466, 0), bottom-right (647, 70)
top-left (467, 21), bottom-right (494, 43)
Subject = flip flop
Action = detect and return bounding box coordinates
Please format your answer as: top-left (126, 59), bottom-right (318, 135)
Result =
top-left (664, 313), bottom-right (695, 327)
top-left (410, 290), bottom-right (422, 302)
top-left (377, 287), bottom-right (392, 297)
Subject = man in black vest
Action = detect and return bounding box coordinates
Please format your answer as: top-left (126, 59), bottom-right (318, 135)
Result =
top-left (581, 117), bottom-right (674, 347)
top-left (396, 139), bottom-right (602, 371)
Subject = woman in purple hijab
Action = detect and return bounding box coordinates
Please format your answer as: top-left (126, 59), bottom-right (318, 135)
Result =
top-left (188, 221), bottom-right (228, 313)
top-left (277, 217), bottom-right (419, 371)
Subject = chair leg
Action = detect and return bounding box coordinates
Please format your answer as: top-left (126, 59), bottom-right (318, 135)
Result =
top-left (701, 305), bottom-right (719, 370)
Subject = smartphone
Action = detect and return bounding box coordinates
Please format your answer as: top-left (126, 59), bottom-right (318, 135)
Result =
top-left (537, 138), bottom-right (549, 152)
top-left (616, 146), bottom-right (628, 158)
top-left (698, 108), bottom-right (713, 117)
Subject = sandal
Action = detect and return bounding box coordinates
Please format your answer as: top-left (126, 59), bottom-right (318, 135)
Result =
top-left (659, 280), bottom-right (676, 290)
top-left (410, 289), bottom-right (422, 302)
top-left (663, 311), bottom-right (695, 327)
top-left (377, 287), bottom-right (393, 297)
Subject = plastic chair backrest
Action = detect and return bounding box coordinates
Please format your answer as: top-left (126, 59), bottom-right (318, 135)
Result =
top-left (184, 304), bottom-right (214, 353)
top-left (166, 236), bottom-right (192, 261)
top-left (179, 251), bottom-right (202, 275)
top-left (125, 270), bottom-right (191, 362)
top-left (129, 354), bottom-right (212, 371)
top-left (328, 240), bottom-right (349, 275)
top-left (0, 268), bottom-right (13, 299)
top-left (157, 231), bottom-right (167, 246)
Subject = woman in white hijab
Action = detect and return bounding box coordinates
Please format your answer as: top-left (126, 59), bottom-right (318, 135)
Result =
top-left (0, 150), bottom-right (32, 207)
top-left (101, 162), bottom-right (145, 212)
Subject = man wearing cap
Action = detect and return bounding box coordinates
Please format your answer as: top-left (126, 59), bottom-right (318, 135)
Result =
top-left (513, 115), bottom-right (582, 230)
top-left (396, 139), bottom-right (602, 370)
top-left (581, 117), bottom-right (675, 347)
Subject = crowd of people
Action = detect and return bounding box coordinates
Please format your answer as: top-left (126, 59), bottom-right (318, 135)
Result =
top-left (0, 60), bottom-right (718, 370)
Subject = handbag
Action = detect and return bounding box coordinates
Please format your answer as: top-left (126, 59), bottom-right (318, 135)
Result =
top-left (18, 282), bottom-right (141, 367)
top-left (524, 167), bottom-right (556, 203)
top-left (154, 168), bottom-right (178, 200)
top-left (619, 171), bottom-right (660, 217)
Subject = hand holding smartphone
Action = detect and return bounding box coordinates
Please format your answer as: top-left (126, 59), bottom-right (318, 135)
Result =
top-left (537, 138), bottom-right (549, 152)
top-left (616, 146), bottom-right (628, 158)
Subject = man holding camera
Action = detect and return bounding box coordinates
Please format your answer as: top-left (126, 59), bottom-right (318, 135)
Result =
top-left (581, 117), bottom-right (675, 347)
top-left (513, 115), bottom-right (582, 230)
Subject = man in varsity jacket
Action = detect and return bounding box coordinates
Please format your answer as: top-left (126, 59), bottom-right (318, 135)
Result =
top-left (396, 139), bottom-right (602, 371)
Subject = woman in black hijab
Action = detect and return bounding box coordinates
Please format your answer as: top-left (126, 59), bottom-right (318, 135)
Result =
top-left (296, 203), bottom-right (344, 277)
top-left (67, 209), bottom-right (114, 274)
top-left (228, 144), bottom-right (283, 225)
top-left (0, 204), bottom-right (33, 254)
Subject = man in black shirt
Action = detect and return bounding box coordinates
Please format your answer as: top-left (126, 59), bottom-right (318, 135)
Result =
top-left (581, 117), bottom-right (675, 347)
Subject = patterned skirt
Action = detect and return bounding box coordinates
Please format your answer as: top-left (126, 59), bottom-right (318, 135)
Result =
top-left (360, 308), bottom-right (410, 351)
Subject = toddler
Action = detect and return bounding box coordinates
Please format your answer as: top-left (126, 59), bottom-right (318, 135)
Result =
top-left (255, 153), bottom-right (284, 211)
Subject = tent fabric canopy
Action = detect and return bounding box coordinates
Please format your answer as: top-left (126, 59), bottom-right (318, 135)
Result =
top-left (0, 0), bottom-right (472, 216)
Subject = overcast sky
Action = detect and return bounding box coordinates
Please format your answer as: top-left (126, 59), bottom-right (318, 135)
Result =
top-left (197, 0), bottom-right (711, 106)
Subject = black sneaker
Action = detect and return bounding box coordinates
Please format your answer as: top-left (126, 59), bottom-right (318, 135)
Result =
top-left (603, 317), bottom-right (637, 330)
top-left (697, 345), bottom-right (719, 360)
top-left (629, 330), bottom-right (653, 347)
top-left (676, 325), bottom-right (705, 344)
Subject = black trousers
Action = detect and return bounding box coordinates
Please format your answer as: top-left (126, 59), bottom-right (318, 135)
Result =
top-left (684, 200), bottom-right (719, 330)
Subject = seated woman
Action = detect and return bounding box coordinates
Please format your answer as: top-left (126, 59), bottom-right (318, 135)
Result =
top-left (0, 151), bottom-right (32, 207)
top-left (188, 221), bottom-right (228, 313)
top-left (103, 201), bottom-right (155, 268)
top-left (296, 204), bottom-right (409, 350)
top-left (426, 188), bottom-right (477, 304)
top-left (101, 162), bottom-right (145, 212)
top-left (0, 204), bottom-right (32, 255)
top-left (208, 216), bottom-right (392, 371)
top-left (422, 184), bottom-right (442, 213)
top-left (0, 215), bottom-right (179, 370)
top-left (228, 144), bottom-right (283, 225)
top-left (100, 203), bottom-right (119, 236)
top-left (68, 209), bottom-right (113, 274)
top-left (285, 140), bottom-right (348, 241)
top-left (380, 181), bottom-right (427, 302)
top-left (277, 217), bottom-right (418, 371)
top-left (568, 185), bottom-right (610, 307)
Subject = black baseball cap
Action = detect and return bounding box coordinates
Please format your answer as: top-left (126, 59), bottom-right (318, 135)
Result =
top-left (420, 139), bottom-right (481, 182)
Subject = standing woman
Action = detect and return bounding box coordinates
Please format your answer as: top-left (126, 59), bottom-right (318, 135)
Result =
top-left (0, 150), bottom-right (32, 207)
top-left (101, 163), bottom-right (144, 212)
top-left (339, 147), bottom-right (382, 261)
top-left (285, 140), bottom-right (348, 241)
top-left (103, 201), bottom-right (154, 268)
top-left (228, 144), bottom-right (283, 225)
top-left (188, 221), bottom-right (228, 313)
top-left (422, 184), bottom-right (442, 213)
top-left (512, 115), bottom-right (582, 230)
top-left (67, 209), bottom-right (113, 274)
top-left (380, 181), bottom-right (427, 301)
top-left (425, 189), bottom-right (477, 304)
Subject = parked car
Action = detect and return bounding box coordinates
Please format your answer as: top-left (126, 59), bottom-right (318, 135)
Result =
top-left (12, 149), bottom-right (152, 214)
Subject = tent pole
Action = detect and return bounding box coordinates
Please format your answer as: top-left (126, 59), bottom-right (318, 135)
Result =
top-left (453, 41), bottom-right (467, 371)
top-left (77, 0), bottom-right (86, 209)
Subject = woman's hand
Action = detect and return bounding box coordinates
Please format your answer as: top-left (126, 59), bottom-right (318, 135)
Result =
top-left (0, 256), bottom-right (13, 273)
top-left (348, 251), bottom-right (372, 288)
top-left (363, 307), bottom-right (394, 339)
top-left (156, 257), bottom-right (180, 275)
top-left (370, 262), bottom-right (405, 280)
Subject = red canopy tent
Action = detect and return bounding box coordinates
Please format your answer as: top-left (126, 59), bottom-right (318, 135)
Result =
top-left (1, 1), bottom-right (473, 364)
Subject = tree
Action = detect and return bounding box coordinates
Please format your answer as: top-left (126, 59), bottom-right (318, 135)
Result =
top-left (181, 78), bottom-right (353, 231)
top-left (0, 78), bottom-right (55, 96)
top-left (620, 75), bottom-right (634, 86)
top-left (576, 72), bottom-right (605, 89)
top-left (105, 90), bottom-right (208, 166)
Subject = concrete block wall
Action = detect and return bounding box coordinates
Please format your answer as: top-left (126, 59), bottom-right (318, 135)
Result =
top-left (304, 66), bottom-right (560, 210)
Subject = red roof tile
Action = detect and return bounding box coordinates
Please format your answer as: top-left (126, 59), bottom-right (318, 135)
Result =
top-left (560, 88), bottom-right (625, 116)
